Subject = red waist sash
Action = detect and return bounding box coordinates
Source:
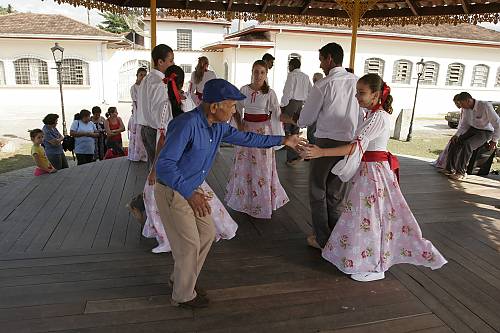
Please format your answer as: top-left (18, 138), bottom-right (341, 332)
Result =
top-left (243, 113), bottom-right (270, 122)
top-left (362, 151), bottom-right (400, 183)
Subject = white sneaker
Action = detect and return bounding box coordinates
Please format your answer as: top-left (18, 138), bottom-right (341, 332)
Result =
top-left (152, 244), bottom-right (170, 254)
top-left (350, 272), bottom-right (385, 282)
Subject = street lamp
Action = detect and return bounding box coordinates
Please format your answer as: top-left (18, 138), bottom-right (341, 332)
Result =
top-left (406, 58), bottom-right (426, 142)
top-left (51, 42), bottom-right (67, 136)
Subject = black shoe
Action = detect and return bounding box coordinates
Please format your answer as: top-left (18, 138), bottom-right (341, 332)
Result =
top-left (169, 279), bottom-right (207, 297)
top-left (174, 294), bottom-right (209, 309)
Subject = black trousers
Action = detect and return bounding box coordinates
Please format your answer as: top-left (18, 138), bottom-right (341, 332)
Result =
top-left (76, 154), bottom-right (94, 165)
top-left (446, 127), bottom-right (492, 175)
top-left (141, 125), bottom-right (157, 170)
top-left (309, 138), bottom-right (350, 248)
top-left (282, 99), bottom-right (304, 162)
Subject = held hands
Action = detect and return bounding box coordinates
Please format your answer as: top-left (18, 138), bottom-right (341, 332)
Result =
top-left (297, 143), bottom-right (324, 160)
top-left (187, 191), bottom-right (212, 218)
top-left (282, 135), bottom-right (307, 151)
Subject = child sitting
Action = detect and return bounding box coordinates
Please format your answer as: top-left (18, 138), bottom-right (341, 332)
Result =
top-left (30, 129), bottom-right (56, 176)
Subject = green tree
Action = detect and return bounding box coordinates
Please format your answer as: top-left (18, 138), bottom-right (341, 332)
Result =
top-left (97, 12), bottom-right (130, 34)
top-left (0, 4), bottom-right (15, 15)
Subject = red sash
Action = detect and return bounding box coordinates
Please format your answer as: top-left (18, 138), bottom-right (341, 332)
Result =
top-left (243, 113), bottom-right (270, 122)
top-left (362, 151), bottom-right (400, 183)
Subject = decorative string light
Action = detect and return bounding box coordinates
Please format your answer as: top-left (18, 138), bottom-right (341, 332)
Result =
top-left (50, 0), bottom-right (500, 27)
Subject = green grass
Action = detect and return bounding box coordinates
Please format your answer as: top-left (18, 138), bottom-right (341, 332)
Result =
top-left (0, 144), bottom-right (74, 175)
top-left (388, 133), bottom-right (499, 171)
top-left (0, 144), bottom-right (34, 174)
top-left (388, 134), bottom-right (451, 160)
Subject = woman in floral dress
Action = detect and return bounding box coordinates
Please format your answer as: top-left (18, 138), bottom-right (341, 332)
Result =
top-left (301, 74), bottom-right (447, 282)
top-left (225, 60), bottom-right (289, 219)
top-left (141, 65), bottom-right (238, 253)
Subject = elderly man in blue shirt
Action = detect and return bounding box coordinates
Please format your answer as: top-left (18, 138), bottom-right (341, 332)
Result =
top-left (155, 79), bottom-right (302, 309)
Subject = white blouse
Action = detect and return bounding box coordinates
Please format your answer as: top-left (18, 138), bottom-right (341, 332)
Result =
top-left (331, 109), bottom-right (391, 181)
top-left (189, 70), bottom-right (217, 95)
top-left (237, 85), bottom-right (284, 137)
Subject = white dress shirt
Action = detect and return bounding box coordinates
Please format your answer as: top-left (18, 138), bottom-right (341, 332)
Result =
top-left (280, 68), bottom-right (312, 107)
top-left (189, 70), bottom-right (217, 95)
top-left (297, 67), bottom-right (362, 141)
top-left (456, 100), bottom-right (500, 142)
top-left (136, 69), bottom-right (171, 130)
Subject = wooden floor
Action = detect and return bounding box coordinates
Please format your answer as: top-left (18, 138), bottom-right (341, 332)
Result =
top-left (0, 148), bottom-right (499, 333)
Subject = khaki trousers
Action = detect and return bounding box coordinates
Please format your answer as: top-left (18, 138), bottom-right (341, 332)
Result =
top-left (154, 182), bottom-right (216, 303)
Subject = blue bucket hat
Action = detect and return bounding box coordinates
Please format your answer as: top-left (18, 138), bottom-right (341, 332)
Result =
top-left (202, 79), bottom-right (246, 103)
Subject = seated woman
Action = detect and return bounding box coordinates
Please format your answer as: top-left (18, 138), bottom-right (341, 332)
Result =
top-left (104, 107), bottom-right (126, 157)
top-left (141, 65), bottom-right (237, 254)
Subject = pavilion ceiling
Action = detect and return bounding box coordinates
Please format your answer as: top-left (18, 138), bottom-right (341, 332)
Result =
top-left (52, 0), bottom-right (500, 26)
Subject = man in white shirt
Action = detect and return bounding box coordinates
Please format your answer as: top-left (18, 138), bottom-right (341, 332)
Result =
top-left (306, 72), bottom-right (324, 146)
top-left (281, 58), bottom-right (312, 164)
top-left (291, 42), bottom-right (361, 249)
top-left (136, 44), bottom-right (174, 169)
top-left (445, 92), bottom-right (500, 180)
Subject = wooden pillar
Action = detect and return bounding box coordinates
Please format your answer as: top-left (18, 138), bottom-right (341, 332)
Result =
top-left (349, 0), bottom-right (360, 70)
top-left (150, 0), bottom-right (157, 52)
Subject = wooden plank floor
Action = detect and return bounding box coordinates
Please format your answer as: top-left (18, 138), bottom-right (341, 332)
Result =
top-left (0, 148), bottom-right (498, 332)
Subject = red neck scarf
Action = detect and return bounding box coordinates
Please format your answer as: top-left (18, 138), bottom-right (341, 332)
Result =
top-left (371, 82), bottom-right (391, 113)
top-left (163, 73), bottom-right (181, 105)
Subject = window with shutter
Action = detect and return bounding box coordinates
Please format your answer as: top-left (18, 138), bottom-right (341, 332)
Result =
top-left (392, 59), bottom-right (412, 84)
top-left (471, 64), bottom-right (489, 87)
top-left (14, 58), bottom-right (49, 85)
top-left (421, 61), bottom-right (439, 85)
top-left (446, 63), bottom-right (464, 86)
top-left (177, 29), bottom-right (192, 51)
top-left (364, 58), bottom-right (385, 77)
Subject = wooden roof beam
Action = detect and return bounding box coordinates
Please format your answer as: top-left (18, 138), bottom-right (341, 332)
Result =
top-left (460, 0), bottom-right (470, 14)
top-left (227, 0), bottom-right (233, 11)
top-left (301, 0), bottom-right (314, 14)
top-left (185, 0), bottom-right (189, 9)
top-left (405, 0), bottom-right (419, 16)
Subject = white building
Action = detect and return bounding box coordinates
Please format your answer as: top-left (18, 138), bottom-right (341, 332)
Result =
top-left (0, 13), bottom-right (229, 139)
top-left (203, 23), bottom-right (500, 117)
top-left (2, 12), bottom-right (500, 141)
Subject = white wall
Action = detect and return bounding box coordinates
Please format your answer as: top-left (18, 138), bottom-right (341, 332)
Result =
top-left (0, 38), bottom-right (110, 138)
top-left (270, 31), bottom-right (500, 117)
top-left (145, 21), bottom-right (228, 79)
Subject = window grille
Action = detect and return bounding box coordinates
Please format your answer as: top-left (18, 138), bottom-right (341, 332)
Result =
top-left (14, 58), bottom-right (49, 85)
top-left (364, 58), bottom-right (385, 77)
top-left (392, 59), bottom-right (412, 84)
top-left (177, 29), bottom-right (192, 50)
top-left (471, 64), bottom-right (489, 88)
top-left (60, 59), bottom-right (90, 85)
top-left (288, 53), bottom-right (301, 62)
top-left (421, 61), bottom-right (439, 85)
top-left (180, 64), bottom-right (192, 74)
top-left (118, 59), bottom-right (150, 101)
top-left (0, 61), bottom-right (5, 85)
top-left (495, 67), bottom-right (500, 88)
top-left (446, 63), bottom-right (465, 86)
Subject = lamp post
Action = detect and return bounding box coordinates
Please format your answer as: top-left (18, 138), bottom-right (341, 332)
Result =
top-left (51, 42), bottom-right (67, 136)
top-left (406, 58), bottom-right (426, 142)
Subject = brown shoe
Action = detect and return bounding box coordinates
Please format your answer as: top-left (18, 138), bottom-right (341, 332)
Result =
top-left (307, 235), bottom-right (322, 250)
top-left (173, 294), bottom-right (209, 309)
top-left (169, 279), bottom-right (207, 297)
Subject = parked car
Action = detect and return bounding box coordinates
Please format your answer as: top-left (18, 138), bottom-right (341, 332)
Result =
top-left (445, 101), bottom-right (500, 128)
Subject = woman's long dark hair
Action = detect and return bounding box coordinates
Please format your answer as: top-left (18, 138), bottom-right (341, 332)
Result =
top-left (193, 56), bottom-right (208, 84)
top-left (358, 73), bottom-right (393, 114)
top-left (252, 60), bottom-right (270, 94)
top-left (165, 65), bottom-right (185, 118)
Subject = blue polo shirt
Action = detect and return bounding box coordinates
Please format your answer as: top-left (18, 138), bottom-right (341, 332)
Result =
top-left (156, 106), bottom-right (284, 199)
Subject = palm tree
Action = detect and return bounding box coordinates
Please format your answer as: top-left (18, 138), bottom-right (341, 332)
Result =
top-left (0, 4), bottom-right (15, 15)
top-left (97, 12), bottom-right (130, 34)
